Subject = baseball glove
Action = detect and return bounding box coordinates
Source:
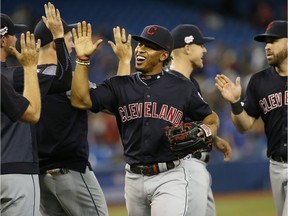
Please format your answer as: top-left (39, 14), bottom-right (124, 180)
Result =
top-left (165, 122), bottom-right (213, 158)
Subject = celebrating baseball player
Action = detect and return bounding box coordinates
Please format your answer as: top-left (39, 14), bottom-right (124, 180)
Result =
top-left (112, 23), bottom-right (232, 216)
top-left (33, 3), bottom-right (109, 216)
top-left (1, 25), bottom-right (41, 216)
top-left (170, 24), bottom-right (232, 216)
top-left (71, 21), bottom-right (219, 215)
top-left (215, 20), bottom-right (287, 216)
top-left (1, 3), bottom-right (73, 214)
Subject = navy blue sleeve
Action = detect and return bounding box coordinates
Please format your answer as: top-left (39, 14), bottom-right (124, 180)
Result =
top-left (1, 74), bottom-right (29, 122)
top-left (89, 79), bottom-right (117, 113)
top-left (243, 75), bottom-right (260, 119)
top-left (186, 85), bottom-right (212, 121)
top-left (48, 38), bottom-right (72, 93)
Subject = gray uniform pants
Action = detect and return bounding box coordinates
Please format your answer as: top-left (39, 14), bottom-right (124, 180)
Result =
top-left (39, 166), bottom-right (108, 216)
top-left (182, 155), bottom-right (215, 216)
top-left (270, 159), bottom-right (288, 216)
top-left (125, 162), bottom-right (189, 216)
top-left (1, 174), bottom-right (40, 216)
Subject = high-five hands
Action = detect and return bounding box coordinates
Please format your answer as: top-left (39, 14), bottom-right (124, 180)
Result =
top-left (108, 26), bottom-right (132, 63)
top-left (10, 32), bottom-right (41, 68)
top-left (72, 21), bottom-right (103, 59)
top-left (42, 2), bottom-right (64, 39)
top-left (215, 74), bottom-right (242, 103)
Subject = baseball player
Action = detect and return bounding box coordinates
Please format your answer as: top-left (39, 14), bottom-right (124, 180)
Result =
top-left (170, 24), bottom-right (232, 216)
top-left (1, 31), bottom-right (41, 216)
top-left (112, 24), bottom-right (232, 216)
top-left (34, 3), bottom-right (108, 216)
top-left (215, 20), bottom-right (287, 216)
top-left (1, 6), bottom-right (72, 215)
top-left (71, 22), bottom-right (219, 216)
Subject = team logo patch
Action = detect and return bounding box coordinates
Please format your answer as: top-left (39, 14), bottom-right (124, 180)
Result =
top-left (184, 35), bottom-right (194, 44)
top-left (0, 26), bottom-right (8, 36)
top-left (147, 26), bottom-right (157, 35)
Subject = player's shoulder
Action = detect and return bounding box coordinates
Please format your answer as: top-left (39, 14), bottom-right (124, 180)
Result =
top-left (165, 70), bottom-right (190, 82)
top-left (165, 70), bottom-right (198, 89)
top-left (250, 66), bottom-right (276, 82)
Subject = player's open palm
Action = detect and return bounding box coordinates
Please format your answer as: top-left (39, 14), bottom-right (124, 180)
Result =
top-left (42, 2), bottom-right (64, 39)
top-left (215, 74), bottom-right (242, 103)
top-left (108, 26), bottom-right (132, 63)
top-left (10, 32), bottom-right (41, 68)
top-left (72, 21), bottom-right (103, 58)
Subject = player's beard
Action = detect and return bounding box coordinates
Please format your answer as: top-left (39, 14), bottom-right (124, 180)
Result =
top-left (267, 47), bottom-right (287, 67)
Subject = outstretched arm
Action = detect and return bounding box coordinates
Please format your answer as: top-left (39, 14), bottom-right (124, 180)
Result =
top-left (215, 74), bottom-right (256, 132)
top-left (9, 32), bottom-right (41, 123)
top-left (42, 2), bottom-right (73, 93)
top-left (108, 26), bottom-right (132, 76)
top-left (71, 21), bottom-right (103, 109)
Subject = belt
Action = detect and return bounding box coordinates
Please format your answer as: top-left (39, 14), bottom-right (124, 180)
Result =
top-left (184, 152), bottom-right (210, 163)
top-left (129, 160), bottom-right (180, 176)
top-left (193, 152), bottom-right (210, 163)
top-left (271, 156), bottom-right (287, 163)
top-left (46, 168), bottom-right (70, 176)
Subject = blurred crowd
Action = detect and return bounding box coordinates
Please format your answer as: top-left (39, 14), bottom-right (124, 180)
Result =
top-left (4, 0), bottom-right (286, 169)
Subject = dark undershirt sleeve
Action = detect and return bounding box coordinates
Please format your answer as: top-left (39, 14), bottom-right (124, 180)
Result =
top-left (48, 38), bottom-right (72, 94)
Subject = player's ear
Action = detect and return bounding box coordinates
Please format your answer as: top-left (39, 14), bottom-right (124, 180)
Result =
top-left (160, 51), bottom-right (169, 62)
top-left (1, 35), bottom-right (7, 48)
top-left (184, 44), bottom-right (191, 55)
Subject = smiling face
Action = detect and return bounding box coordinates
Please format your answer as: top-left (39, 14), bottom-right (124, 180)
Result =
top-left (134, 40), bottom-right (169, 75)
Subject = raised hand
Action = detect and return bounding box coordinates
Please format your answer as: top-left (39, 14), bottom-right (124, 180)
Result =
top-left (42, 2), bottom-right (64, 39)
top-left (9, 32), bottom-right (41, 68)
top-left (72, 21), bottom-right (103, 59)
top-left (108, 26), bottom-right (132, 63)
top-left (215, 74), bottom-right (242, 103)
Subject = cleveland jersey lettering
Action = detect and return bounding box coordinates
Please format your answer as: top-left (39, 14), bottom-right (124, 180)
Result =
top-left (259, 90), bottom-right (288, 114)
top-left (118, 102), bottom-right (183, 125)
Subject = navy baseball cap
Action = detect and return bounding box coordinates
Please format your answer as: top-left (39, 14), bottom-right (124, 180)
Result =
top-left (34, 19), bottom-right (77, 47)
top-left (171, 24), bottom-right (215, 49)
top-left (132, 25), bottom-right (174, 53)
top-left (0, 13), bottom-right (27, 36)
top-left (254, 20), bottom-right (288, 42)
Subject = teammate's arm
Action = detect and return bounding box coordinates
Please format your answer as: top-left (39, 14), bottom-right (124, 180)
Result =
top-left (202, 111), bottom-right (219, 138)
top-left (214, 136), bottom-right (232, 162)
top-left (202, 111), bottom-right (232, 161)
top-left (108, 26), bottom-right (132, 76)
top-left (231, 111), bottom-right (256, 132)
top-left (71, 21), bottom-right (103, 109)
top-left (42, 2), bottom-right (73, 93)
top-left (215, 74), bottom-right (256, 132)
top-left (9, 32), bottom-right (41, 123)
